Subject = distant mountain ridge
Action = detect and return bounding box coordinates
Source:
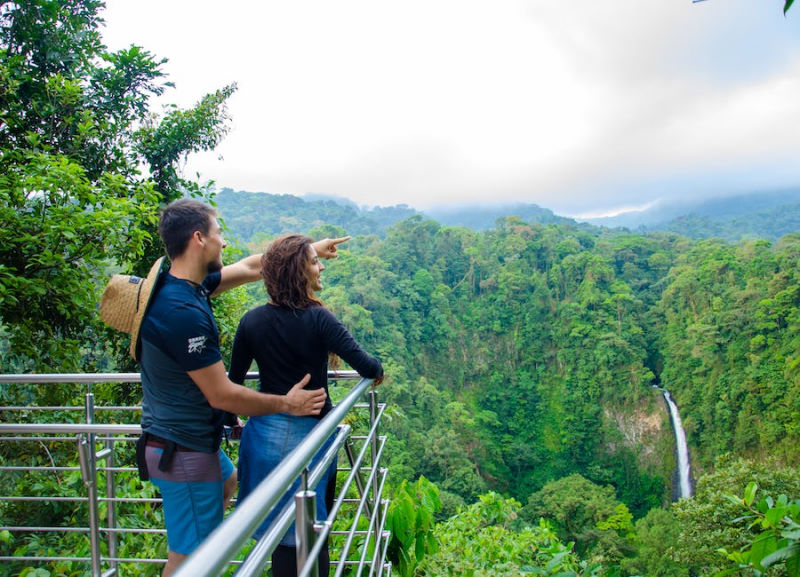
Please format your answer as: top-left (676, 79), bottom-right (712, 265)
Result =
top-left (583, 188), bottom-right (800, 241)
top-left (425, 203), bottom-right (573, 229)
top-left (214, 188), bottom-right (572, 243)
top-left (215, 187), bottom-right (800, 244)
top-left (214, 188), bottom-right (419, 242)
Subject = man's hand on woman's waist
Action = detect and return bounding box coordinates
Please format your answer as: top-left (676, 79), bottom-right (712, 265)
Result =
top-left (284, 373), bottom-right (327, 416)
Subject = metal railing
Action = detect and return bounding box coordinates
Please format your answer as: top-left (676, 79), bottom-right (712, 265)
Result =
top-left (0, 372), bottom-right (391, 576)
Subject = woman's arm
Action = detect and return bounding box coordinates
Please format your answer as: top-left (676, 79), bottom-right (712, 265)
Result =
top-left (318, 308), bottom-right (383, 380)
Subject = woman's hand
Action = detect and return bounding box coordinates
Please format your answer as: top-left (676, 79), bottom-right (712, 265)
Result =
top-left (313, 236), bottom-right (351, 259)
top-left (229, 417), bottom-right (244, 440)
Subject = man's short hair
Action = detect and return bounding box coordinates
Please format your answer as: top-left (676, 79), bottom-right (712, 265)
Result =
top-left (159, 199), bottom-right (217, 260)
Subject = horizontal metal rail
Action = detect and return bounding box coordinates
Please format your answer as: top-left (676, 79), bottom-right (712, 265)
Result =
top-left (0, 370), bottom-right (360, 384)
top-left (0, 370), bottom-right (388, 577)
top-left (0, 424), bottom-right (142, 434)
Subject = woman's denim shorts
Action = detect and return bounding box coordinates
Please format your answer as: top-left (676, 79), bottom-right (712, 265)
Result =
top-left (237, 413), bottom-right (337, 546)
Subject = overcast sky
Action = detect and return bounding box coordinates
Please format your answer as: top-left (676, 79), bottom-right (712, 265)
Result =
top-left (101, 0), bottom-right (800, 217)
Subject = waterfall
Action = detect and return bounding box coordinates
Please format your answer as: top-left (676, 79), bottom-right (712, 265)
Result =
top-left (662, 389), bottom-right (693, 499)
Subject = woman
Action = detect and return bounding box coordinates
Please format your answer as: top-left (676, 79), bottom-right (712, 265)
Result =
top-left (228, 234), bottom-right (383, 576)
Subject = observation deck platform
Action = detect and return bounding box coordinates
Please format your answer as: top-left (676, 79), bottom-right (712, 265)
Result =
top-left (0, 371), bottom-right (391, 577)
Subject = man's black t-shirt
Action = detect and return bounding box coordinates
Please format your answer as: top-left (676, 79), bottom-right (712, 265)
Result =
top-left (139, 271), bottom-right (224, 452)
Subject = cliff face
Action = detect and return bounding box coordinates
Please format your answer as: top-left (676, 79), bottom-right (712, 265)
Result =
top-left (604, 389), bottom-right (676, 489)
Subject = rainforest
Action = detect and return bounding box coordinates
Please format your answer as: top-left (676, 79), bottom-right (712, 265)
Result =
top-left (215, 192), bottom-right (800, 576)
top-left (2, 2), bottom-right (800, 575)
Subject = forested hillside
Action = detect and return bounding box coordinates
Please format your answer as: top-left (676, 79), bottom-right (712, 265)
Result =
top-left (214, 188), bottom-right (419, 241)
top-left (586, 188), bottom-right (800, 242)
top-left (232, 215), bottom-right (800, 504)
top-left (229, 212), bottom-right (800, 574)
top-left (214, 188), bottom-right (576, 240)
top-left (218, 187), bottom-right (800, 243)
top-left (650, 204), bottom-right (800, 242)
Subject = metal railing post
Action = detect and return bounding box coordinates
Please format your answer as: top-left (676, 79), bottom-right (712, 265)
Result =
top-left (344, 437), bottom-right (373, 519)
top-left (369, 387), bottom-right (381, 547)
top-left (77, 392), bottom-right (103, 577)
top-left (295, 487), bottom-right (319, 577)
top-left (105, 436), bottom-right (118, 575)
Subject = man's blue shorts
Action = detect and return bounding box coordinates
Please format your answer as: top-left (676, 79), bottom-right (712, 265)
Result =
top-left (146, 446), bottom-right (235, 555)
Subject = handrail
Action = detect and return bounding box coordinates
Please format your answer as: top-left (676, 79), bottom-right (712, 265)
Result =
top-left (0, 424), bottom-right (142, 434)
top-left (0, 370), bottom-right (361, 384)
top-left (0, 373), bottom-right (143, 383)
top-left (173, 376), bottom-right (380, 577)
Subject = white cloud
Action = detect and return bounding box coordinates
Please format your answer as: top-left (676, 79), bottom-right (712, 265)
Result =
top-left (102, 0), bottom-right (800, 214)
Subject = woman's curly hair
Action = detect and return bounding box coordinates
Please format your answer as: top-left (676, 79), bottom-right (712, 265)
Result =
top-left (261, 234), bottom-right (324, 310)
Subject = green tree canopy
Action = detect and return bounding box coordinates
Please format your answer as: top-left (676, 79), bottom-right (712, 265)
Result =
top-left (0, 0), bottom-right (235, 370)
top-left (420, 492), bottom-right (592, 576)
top-left (523, 473), bottom-right (634, 562)
top-left (672, 456), bottom-right (800, 575)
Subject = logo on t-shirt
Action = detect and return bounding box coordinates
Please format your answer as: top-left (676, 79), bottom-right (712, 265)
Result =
top-left (187, 336), bottom-right (207, 354)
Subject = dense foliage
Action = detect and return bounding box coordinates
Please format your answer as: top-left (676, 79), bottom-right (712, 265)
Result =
top-left (418, 492), bottom-right (596, 576)
top-left (214, 188), bottom-right (419, 242)
top-left (657, 236), bottom-right (800, 468)
top-left (0, 0), bottom-right (235, 372)
top-left (386, 476), bottom-right (442, 577)
top-left (227, 200), bottom-right (800, 573)
top-left (313, 216), bottom-right (675, 514)
top-left (219, 187), bottom-right (800, 245)
top-left (0, 2), bottom-right (239, 573)
top-left (719, 482), bottom-right (800, 576)
top-left (671, 456), bottom-right (800, 575)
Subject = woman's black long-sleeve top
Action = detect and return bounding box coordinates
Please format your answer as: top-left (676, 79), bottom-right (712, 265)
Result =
top-left (228, 304), bottom-right (383, 418)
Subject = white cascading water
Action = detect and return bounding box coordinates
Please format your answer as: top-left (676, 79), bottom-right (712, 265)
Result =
top-left (662, 389), bottom-right (692, 498)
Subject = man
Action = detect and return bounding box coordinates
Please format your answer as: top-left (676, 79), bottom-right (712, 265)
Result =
top-left (138, 198), bottom-right (348, 576)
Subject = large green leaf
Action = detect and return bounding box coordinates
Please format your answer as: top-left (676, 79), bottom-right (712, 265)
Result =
top-left (750, 531), bottom-right (779, 570)
top-left (762, 542), bottom-right (800, 575)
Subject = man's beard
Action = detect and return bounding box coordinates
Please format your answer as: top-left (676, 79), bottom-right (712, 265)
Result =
top-left (207, 259), bottom-right (223, 274)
